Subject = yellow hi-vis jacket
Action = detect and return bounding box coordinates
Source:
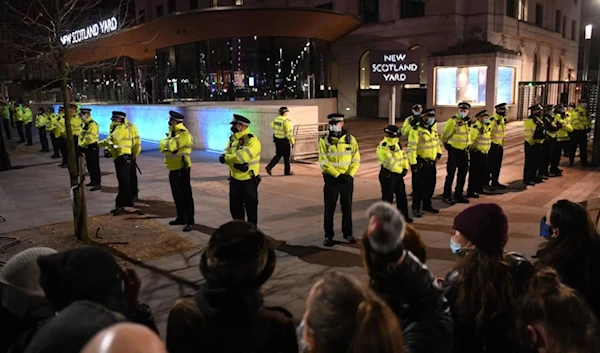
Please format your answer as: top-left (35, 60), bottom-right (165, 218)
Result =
top-left (570, 106), bottom-right (592, 130)
top-left (159, 123), bottom-right (193, 171)
top-left (16, 106), bottom-right (33, 124)
top-left (377, 137), bottom-right (409, 174)
top-left (489, 113), bottom-right (506, 146)
top-left (542, 114), bottom-right (559, 139)
top-left (469, 121), bottom-right (492, 154)
top-left (35, 113), bottom-right (48, 129)
top-left (1, 105), bottom-right (9, 120)
top-left (402, 115), bottom-right (438, 137)
top-left (442, 115), bottom-right (471, 150)
top-left (555, 113), bottom-right (573, 142)
top-left (125, 120), bottom-right (142, 158)
top-left (524, 116), bottom-right (545, 145)
top-left (271, 115), bottom-right (295, 145)
top-left (99, 122), bottom-right (133, 158)
top-left (54, 114), bottom-right (66, 138)
top-left (79, 116), bottom-right (99, 147)
top-left (69, 113), bottom-right (82, 136)
top-left (224, 128), bottom-right (262, 181)
top-left (318, 132), bottom-right (361, 178)
top-left (407, 124), bottom-right (442, 165)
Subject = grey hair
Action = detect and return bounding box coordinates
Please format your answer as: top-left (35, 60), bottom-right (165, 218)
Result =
top-left (365, 202), bottom-right (406, 253)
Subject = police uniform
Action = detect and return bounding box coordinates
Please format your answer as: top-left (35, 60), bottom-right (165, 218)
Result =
top-left (467, 110), bottom-right (492, 198)
top-left (488, 103), bottom-right (507, 189)
top-left (55, 107), bottom-right (69, 168)
top-left (99, 111), bottom-right (135, 215)
top-left (220, 114), bottom-right (262, 226)
top-left (45, 108), bottom-right (61, 159)
top-left (377, 125), bottom-right (412, 222)
top-left (319, 113), bottom-right (361, 246)
top-left (540, 104), bottom-right (561, 177)
top-left (523, 104), bottom-right (545, 185)
top-left (79, 108), bottom-right (102, 190)
top-left (266, 106), bottom-right (295, 176)
top-left (0, 101), bottom-right (10, 141)
top-left (407, 109), bottom-right (441, 217)
top-left (35, 107), bottom-right (50, 152)
top-left (126, 119), bottom-right (142, 202)
top-left (160, 111), bottom-right (195, 232)
top-left (569, 98), bottom-right (592, 166)
top-left (442, 102), bottom-right (472, 204)
top-left (401, 103), bottom-right (424, 137)
top-left (554, 104), bottom-right (573, 168)
top-left (21, 103), bottom-right (33, 146)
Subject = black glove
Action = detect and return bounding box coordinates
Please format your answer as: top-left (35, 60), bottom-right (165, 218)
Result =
top-left (411, 165), bottom-right (418, 174)
top-left (400, 169), bottom-right (407, 178)
top-left (444, 143), bottom-right (450, 150)
top-left (436, 153), bottom-right (442, 160)
top-left (103, 149), bottom-right (111, 159)
top-left (337, 174), bottom-right (348, 183)
top-left (556, 122), bottom-right (563, 129)
top-left (219, 154), bottom-right (225, 164)
top-left (234, 163), bottom-right (249, 172)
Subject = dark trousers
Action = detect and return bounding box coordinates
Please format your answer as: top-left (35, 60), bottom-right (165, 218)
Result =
top-left (24, 123), bottom-right (32, 145)
top-left (569, 130), bottom-right (589, 165)
top-left (114, 155), bottom-right (133, 208)
top-left (39, 127), bottom-right (49, 151)
top-left (130, 158), bottom-right (139, 199)
top-left (83, 143), bottom-right (101, 185)
top-left (16, 121), bottom-right (24, 142)
top-left (266, 137), bottom-right (291, 174)
top-left (323, 174), bottom-right (353, 239)
top-left (555, 140), bottom-right (569, 164)
top-left (468, 151), bottom-right (488, 194)
top-left (488, 143), bottom-right (503, 185)
top-left (524, 142), bottom-right (542, 182)
top-left (169, 167), bottom-right (195, 225)
top-left (443, 146), bottom-right (468, 199)
top-left (2, 119), bottom-right (11, 140)
top-left (229, 178), bottom-right (259, 226)
top-left (412, 161), bottom-right (436, 211)
top-left (541, 137), bottom-right (557, 175)
top-left (57, 137), bottom-right (68, 165)
top-left (379, 168), bottom-right (409, 220)
top-left (50, 135), bottom-right (61, 156)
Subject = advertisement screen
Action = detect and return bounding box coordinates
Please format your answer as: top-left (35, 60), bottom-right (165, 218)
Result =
top-left (435, 66), bottom-right (487, 106)
top-left (496, 66), bottom-right (515, 104)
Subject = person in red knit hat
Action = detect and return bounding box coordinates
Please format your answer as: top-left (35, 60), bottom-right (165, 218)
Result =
top-left (442, 203), bottom-right (535, 353)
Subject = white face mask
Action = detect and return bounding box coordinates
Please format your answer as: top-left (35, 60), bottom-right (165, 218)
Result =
top-left (458, 111), bottom-right (468, 119)
top-left (581, 103), bottom-right (588, 108)
top-left (329, 125), bottom-right (341, 133)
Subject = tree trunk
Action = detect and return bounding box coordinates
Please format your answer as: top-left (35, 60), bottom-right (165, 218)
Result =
top-left (58, 55), bottom-right (89, 242)
top-left (0, 115), bottom-right (10, 171)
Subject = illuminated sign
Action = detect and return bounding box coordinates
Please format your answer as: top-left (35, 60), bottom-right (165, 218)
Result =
top-left (60, 17), bottom-right (119, 46)
top-left (369, 51), bottom-right (420, 85)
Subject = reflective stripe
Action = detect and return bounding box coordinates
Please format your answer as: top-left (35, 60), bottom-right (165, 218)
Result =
top-left (351, 158), bottom-right (360, 163)
top-left (382, 156), bottom-right (394, 166)
top-left (326, 151), bottom-right (352, 157)
top-left (236, 150), bottom-right (246, 162)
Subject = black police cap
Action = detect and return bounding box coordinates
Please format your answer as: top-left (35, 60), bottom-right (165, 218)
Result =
top-left (475, 110), bottom-right (489, 118)
top-left (579, 98), bottom-right (588, 103)
top-left (279, 106), bottom-right (289, 113)
top-left (231, 114), bottom-right (251, 126)
top-left (543, 104), bottom-right (554, 110)
top-left (411, 103), bottom-right (423, 110)
top-left (80, 108), bottom-right (91, 114)
top-left (458, 102), bottom-right (471, 109)
top-left (384, 125), bottom-right (400, 136)
top-left (529, 104), bottom-right (542, 111)
top-left (554, 103), bottom-right (564, 109)
top-left (69, 103), bottom-right (77, 109)
top-left (169, 110), bottom-right (184, 121)
top-left (494, 103), bottom-right (507, 109)
top-left (327, 113), bottom-right (345, 122)
top-left (112, 111), bottom-right (126, 119)
top-left (422, 108), bottom-right (436, 117)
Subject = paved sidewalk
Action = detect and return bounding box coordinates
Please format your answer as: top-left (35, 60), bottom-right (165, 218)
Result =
top-left (1, 119), bottom-right (599, 335)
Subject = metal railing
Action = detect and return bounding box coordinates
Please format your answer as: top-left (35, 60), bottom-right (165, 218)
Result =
top-left (291, 123), bottom-right (330, 163)
top-left (517, 81), bottom-right (598, 120)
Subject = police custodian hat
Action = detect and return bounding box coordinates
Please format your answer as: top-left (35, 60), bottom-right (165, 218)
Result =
top-left (475, 110), bottom-right (489, 118)
top-left (411, 103), bottom-right (423, 110)
top-left (169, 110), bottom-right (184, 122)
top-left (327, 113), bottom-right (345, 123)
top-left (279, 106), bottom-right (289, 113)
top-left (422, 108), bottom-right (436, 117)
top-left (529, 104), bottom-right (543, 111)
top-left (112, 111), bottom-right (126, 119)
top-left (494, 103), bottom-right (507, 109)
top-left (231, 114), bottom-right (251, 126)
top-left (384, 125), bottom-right (400, 136)
top-left (458, 102), bottom-right (471, 109)
top-left (80, 108), bottom-right (91, 114)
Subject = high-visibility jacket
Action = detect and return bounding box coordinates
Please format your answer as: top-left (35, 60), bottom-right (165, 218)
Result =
top-left (377, 137), bottom-right (408, 174)
top-left (223, 128), bottom-right (262, 181)
top-left (68, 113), bottom-right (82, 136)
top-left (1, 105), bottom-right (9, 120)
top-left (542, 114), bottom-right (560, 139)
top-left (271, 115), bottom-right (295, 145)
top-left (442, 115), bottom-right (471, 150)
top-left (16, 106), bottom-right (33, 124)
top-left (469, 121), bottom-right (492, 154)
top-left (79, 116), bottom-right (99, 147)
top-left (35, 113), bottom-right (48, 129)
top-left (402, 114), bottom-right (437, 137)
top-left (125, 120), bottom-right (142, 157)
top-left (489, 113), bottom-right (506, 146)
top-left (99, 122), bottom-right (133, 158)
top-left (159, 123), bottom-right (193, 171)
top-left (54, 114), bottom-right (66, 138)
top-left (524, 116), bottom-right (545, 145)
top-left (407, 124), bottom-right (442, 165)
top-left (570, 106), bottom-right (592, 130)
top-left (318, 132), bottom-right (361, 178)
top-left (555, 113), bottom-right (573, 142)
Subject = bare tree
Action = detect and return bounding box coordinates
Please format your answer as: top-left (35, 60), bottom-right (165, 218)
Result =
top-left (1, 0), bottom-right (134, 241)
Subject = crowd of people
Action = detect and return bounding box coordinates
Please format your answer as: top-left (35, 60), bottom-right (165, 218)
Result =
top-left (1, 198), bottom-right (599, 353)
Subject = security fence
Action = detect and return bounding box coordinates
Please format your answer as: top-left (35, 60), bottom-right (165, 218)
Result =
top-left (291, 123), bottom-right (330, 163)
top-left (517, 81), bottom-right (598, 120)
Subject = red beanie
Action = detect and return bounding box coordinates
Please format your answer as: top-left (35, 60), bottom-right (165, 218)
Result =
top-left (453, 203), bottom-right (509, 254)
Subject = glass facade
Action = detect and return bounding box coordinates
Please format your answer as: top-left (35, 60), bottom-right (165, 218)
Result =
top-left (155, 37), bottom-right (332, 102)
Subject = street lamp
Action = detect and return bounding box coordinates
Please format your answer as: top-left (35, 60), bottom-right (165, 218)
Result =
top-left (583, 24), bottom-right (593, 81)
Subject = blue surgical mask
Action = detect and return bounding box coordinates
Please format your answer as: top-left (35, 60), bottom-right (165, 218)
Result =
top-left (329, 125), bottom-right (341, 133)
top-left (581, 103), bottom-right (588, 109)
top-left (458, 111), bottom-right (468, 119)
top-left (540, 216), bottom-right (553, 238)
top-left (296, 319), bottom-right (309, 353)
top-left (413, 111), bottom-right (421, 117)
top-left (450, 238), bottom-right (463, 255)
top-left (483, 118), bottom-right (490, 124)
top-left (426, 117), bottom-right (435, 126)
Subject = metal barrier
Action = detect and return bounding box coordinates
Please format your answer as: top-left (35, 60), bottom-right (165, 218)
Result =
top-left (517, 81), bottom-right (598, 120)
top-left (291, 123), bottom-right (330, 163)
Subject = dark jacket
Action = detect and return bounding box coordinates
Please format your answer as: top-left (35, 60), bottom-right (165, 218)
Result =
top-left (370, 251), bottom-right (454, 353)
top-left (444, 252), bottom-right (534, 353)
top-left (166, 283), bottom-right (297, 353)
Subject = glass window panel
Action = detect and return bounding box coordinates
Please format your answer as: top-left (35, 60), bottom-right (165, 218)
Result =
top-left (435, 66), bottom-right (487, 106)
top-left (497, 66), bottom-right (515, 104)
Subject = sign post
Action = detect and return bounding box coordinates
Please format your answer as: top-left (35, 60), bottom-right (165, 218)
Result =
top-left (369, 51), bottom-right (420, 125)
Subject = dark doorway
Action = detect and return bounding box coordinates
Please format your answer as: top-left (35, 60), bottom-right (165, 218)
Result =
top-left (401, 87), bottom-right (427, 120)
top-left (357, 89), bottom-right (379, 118)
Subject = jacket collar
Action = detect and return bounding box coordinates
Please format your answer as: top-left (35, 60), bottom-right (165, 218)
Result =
top-left (233, 127), bottom-right (251, 140)
top-left (383, 136), bottom-right (399, 146)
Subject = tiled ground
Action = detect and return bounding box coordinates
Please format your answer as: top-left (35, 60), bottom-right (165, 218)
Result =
top-left (1, 118), bottom-right (599, 336)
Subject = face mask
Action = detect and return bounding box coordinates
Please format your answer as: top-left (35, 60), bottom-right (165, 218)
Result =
top-left (483, 118), bottom-right (490, 124)
top-left (568, 107), bottom-right (575, 111)
top-left (329, 125), bottom-right (341, 133)
top-left (296, 319), bottom-right (310, 353)
top-left (450, 238), bottom-right (463, 255)
top-left (426, 117), bottom-right (435, 126)
top-left (540, 216), bottom-right (553, 238)
top-left (581, 103), bottom-right (588, 108)
top-left (497, 110), bottom-right (507, 116)
top-left (230, 126), bottom-right (238, 133)
top-left (458, 111), bottom-right (468, 119)
top-left (413, 111), bottom-right (421, 117)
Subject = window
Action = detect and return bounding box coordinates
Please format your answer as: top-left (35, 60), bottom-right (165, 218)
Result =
top-left (559, 59), bottom-right (563, 80)
top-left (497, 67), bottom-right (516, 104)
top-left (156, 4), bottom-right (164, 17)
top-left (546, 56), bottom-right (551, 81)
top-left (506, 0), bottom-right (517, 18)
top-left (517, 0), bottom-right (526, 20)
top-left (138, 9), bottom-right (145, 23)
top-left (316, 2), bottom-right (333, 9)
top-left (554, 10), bottom-right (561, 32)
top-left (168, 0), bottom-right (176, 13)
top-left (235, 0), bottom-right (243, 4)
top-left (401, 0), bottom-right (425, 19)
top-left (533, 53), bottom-right (539, 81)
top-left (571, 20), bottom-right (577, 40)
top-left (190, 0), bottom-right (198, 9)
top-left (434, 66), bottom-right (488, 106)
top-left (359, 51), bottom-right (379, 89)
top-left (360, 0), bottom-right (379, 23)
top-left (535, 3), bottom-right (543, 27)
top-left (562, 16), bottom-right (567, 37)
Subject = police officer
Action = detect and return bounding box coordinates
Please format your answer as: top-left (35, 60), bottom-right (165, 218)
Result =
top-left (319, 113), bottom-right (360, 247)
top-left (99, 111), bottom-right (134, 215)
top-left (467, 110), bottom-right (492, 198)
top-left (14, 100), bottom-right (26, 144)
top-left (488, 103), bottom-right (507, 189)
top-left (407, 109), bottom-right (441, 218)
top-left (160, 111), bottom-right (195, 232)
top-left (523, 104), bottom-right (545, 186)
top-left (540, 104), bottom-right (561, 178)
top-left (219, 114), bottom-right (262, 226)
top-left (442, 102), bottom-right (472, 205)
top-left (45, 107), bottom-right (61, 159)
top-left (35, 107), bottom-right (50, 152)
top-left (401, 103), bottom-right (424, 137)
top-left (266, 106), bottom-right (295, 176)
top-left (569, 98), bottom-right (592, 166)
top-left (125, 118), bottom-right (142, 202)
top-left (377, 125), bottom-right (412, 223)
top-left (68, 103), bottom-right (82, 159)
top-left (55, 106), bottom-right (68, 168)
top-left (20, 102), bottom-right (33, 146)
top-left (554, 104), bottom-right (573, 168)
top-left (0, 101), bottom-right (10, 140)
top-left (79, 108), bottom-right (102, 191)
